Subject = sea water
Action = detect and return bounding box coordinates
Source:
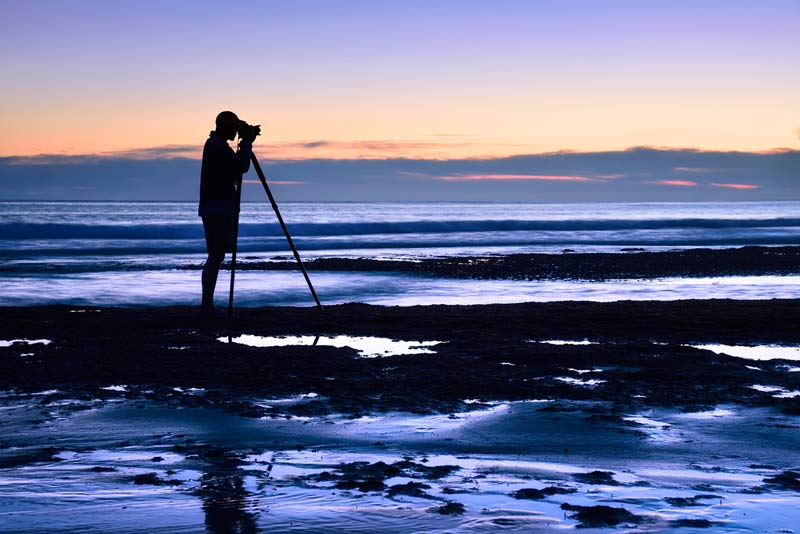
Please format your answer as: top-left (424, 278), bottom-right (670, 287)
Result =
top-left (1, 201), bottom-right (799, 306)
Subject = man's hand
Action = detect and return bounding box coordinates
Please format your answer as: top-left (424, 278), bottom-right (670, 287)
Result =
top-left (237, 121), bottom-right (261, 144)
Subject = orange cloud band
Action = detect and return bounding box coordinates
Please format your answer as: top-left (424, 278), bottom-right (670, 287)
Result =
top-left (649, 179), bottom-right (698, 187)
top-left (711, 182), bottom-right (760, 189)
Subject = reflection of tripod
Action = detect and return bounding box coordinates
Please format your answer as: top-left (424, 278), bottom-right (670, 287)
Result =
top-left (227, 153), bottom-right (323, 318)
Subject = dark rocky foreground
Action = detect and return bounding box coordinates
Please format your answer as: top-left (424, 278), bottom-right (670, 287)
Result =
top-left (217, 245), bottom-right (800, 280)
top-left (2, 300), bottom-right (800, 416)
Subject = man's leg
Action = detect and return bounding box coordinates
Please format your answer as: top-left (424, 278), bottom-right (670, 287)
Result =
top-left (201, 251), bottom-right (225, 309)
top-left (201, 215), bottom-right (233, 311)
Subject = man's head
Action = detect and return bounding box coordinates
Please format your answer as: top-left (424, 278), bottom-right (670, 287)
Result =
top-left (214, 111), bottom-right (239, 141)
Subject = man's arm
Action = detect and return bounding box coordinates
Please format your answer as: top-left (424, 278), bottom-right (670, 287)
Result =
top-left (206, 137), bottom-right (252, 178)
top-left (233, 138), bottom-right (252, 175)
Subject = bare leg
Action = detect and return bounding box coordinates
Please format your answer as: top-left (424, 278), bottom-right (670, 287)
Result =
top-left (201, 251), bottom-right (225, 309)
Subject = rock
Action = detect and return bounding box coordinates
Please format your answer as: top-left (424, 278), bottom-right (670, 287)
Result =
top-left (511, 486), bottom-right (576, 500)
top-left (573, 470), bottom-right (618, 485)
top-left (133, 473), bottom-right (181, 486)
top-left (430, 501), bottom-right (466, 515)
top-left (560, 503), bottom-right (643, 528)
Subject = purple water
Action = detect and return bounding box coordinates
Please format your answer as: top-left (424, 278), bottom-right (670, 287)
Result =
top-left (2, 201), bottom-right (799, 306)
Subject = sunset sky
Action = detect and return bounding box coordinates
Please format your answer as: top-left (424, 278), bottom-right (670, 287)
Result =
top-left (1, 0), bottom-right (798, 159)
top-left (0, 0), bottom-right (797, 201)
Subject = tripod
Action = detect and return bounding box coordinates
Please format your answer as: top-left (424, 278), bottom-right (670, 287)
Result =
top-left (227, 153), bottom-right (323, 318)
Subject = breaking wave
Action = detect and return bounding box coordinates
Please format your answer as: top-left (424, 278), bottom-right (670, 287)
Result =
top-left (2, 217), bottom-right (800, 240)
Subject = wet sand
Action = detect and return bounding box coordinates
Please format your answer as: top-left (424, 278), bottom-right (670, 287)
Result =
top-left (1, 396), bottom-right (799, 532)
top-left (2, 300), bottom-right (800, 414)
top-left (2, 299), bottom-right (800, 531)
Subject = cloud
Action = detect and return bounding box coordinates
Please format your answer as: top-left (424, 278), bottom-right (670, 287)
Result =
top-left (105, 145), bottom-right (201, 160)
top-left (2, 139), bottom-right (488, 164)
top-left (1, 147), bottom-right (797, 201)
top-left (3, 145), bottom-right (202, 165)
top-left (297, 141), bottom-right (330, 149)
top-left (262, 139), bottom-right (487, 159)
top-left (648, 179), bottom-right (698, 187)
top-left (711, 182), bottom-right (760, 190)
top-left (57, 137), bottom-right (540, 162)
top-left (7, 142), bottom-right (799, 165)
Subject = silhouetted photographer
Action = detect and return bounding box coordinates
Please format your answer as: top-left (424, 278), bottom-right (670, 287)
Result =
top-left (198, 111), bottom-right (260, 315)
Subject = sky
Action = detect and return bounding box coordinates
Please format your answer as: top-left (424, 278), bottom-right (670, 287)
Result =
top-left (0, 0), bottom-right (798, 200)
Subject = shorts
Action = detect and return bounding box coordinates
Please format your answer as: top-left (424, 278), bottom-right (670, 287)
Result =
top-left (202, 215), bottom-right (235, 255)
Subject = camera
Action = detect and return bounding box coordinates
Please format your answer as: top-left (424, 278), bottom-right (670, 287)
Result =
top-left (237, 120), bottom-right (261, 141)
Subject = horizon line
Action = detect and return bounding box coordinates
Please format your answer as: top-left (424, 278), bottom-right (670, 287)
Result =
top-left (2, 144), bottom-right (798, 165)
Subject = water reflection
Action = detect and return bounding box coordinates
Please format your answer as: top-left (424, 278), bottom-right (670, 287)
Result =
top-left (0, 338), bottom-right (52, 347)
top-left (690, 344), bottom-right (800, 361)
top-left (532, 339), bottom-right (598, 345)
top-left (3, 400), bottom-right (800, 532)
top-left (198, 472), bottom-right (258, 534)
top-left (219, 334), bottom-right (442, 358)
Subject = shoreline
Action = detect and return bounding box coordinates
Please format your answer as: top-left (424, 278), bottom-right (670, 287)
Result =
top-left (6, 245), bottom-right (797, 280)
top-left (3, 300), bottom-right (800, 532)
top-left (2, 397), bottom-right (799, 532)
top-left (185, 245), bottom-right (800, 280)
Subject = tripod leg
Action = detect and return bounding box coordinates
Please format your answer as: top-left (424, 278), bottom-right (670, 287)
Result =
top-left (227, 181), bottom-right (243, 319)
top-left (250, 153), bottom-right (323, 310)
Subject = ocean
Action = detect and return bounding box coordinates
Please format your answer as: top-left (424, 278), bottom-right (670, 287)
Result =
top-left (2, 200), bottom-right (799, 306)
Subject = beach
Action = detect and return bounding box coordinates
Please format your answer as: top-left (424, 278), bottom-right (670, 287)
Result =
top-left (2, 298), bottom-right (800, 532)
top-left (3, 299), bottom-right (800, 412)
top-left (3, 0), bottom-right (799, 529)
top-left (2, 201), bottom-right (800, 531)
